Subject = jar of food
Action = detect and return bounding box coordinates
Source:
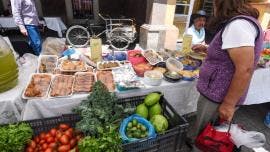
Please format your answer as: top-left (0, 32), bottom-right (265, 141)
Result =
top-left (0, 36), bottom-right (18, 93)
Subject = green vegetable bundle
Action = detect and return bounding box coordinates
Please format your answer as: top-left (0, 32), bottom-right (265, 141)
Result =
top-left (0, 123), bottom-right (33, 152)
top-left (78, 126), bottom-right (122, 152)
top-left (73, 81), bottom-right (133, 136)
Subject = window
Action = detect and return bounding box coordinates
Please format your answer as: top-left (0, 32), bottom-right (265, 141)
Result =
top-left (174, 0), bottom-right (195, 40)
top-left (72, 0), bottom-right (94, 19)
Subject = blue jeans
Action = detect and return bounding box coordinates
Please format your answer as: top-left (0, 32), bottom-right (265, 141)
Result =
top-left (25, 25), bottom-right (42, 55)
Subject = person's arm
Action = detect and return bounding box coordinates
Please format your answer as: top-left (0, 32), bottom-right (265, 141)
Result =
top-left (10, 0), bottom-right (27, 36)
top-left (218, 46), bottom-right (254, 121)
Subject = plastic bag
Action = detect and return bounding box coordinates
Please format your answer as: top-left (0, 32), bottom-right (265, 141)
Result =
top-left (119, 114), bottom-right (156, 143)
top-left (41, 37), bottom-right (67, 57)
top-left (229, 124), bottom-right (266, 148)
top-left (217, 123), bottom-right (266, 148)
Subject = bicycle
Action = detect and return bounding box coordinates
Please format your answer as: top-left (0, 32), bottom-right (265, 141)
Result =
top-left (66, 14), bottom-right (137, 50)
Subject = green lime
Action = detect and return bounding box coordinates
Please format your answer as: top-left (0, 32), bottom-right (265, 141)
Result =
top-left (132, 119), bottom-right (138, 126)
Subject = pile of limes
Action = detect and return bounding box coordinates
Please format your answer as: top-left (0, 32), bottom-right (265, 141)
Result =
top-left (126, 119), bottom-right (148, 139)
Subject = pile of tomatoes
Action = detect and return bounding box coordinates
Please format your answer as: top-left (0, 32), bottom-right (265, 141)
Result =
top-left (25, 124), bottom-right (82, 152)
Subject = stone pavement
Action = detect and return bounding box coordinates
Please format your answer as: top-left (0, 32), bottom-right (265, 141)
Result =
top-left (181, 102), bottom-right (270, 152)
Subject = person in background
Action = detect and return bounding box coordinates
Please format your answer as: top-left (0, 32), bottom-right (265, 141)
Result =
top-left (185, 10), bottom-right (207, 45)
top-left (11, 0), bottom-right (42, 55)
top-left (190, 0), bottom-right (263, 151)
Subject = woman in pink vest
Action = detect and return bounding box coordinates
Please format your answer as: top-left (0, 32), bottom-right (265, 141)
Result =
top-left (188, 0), bottom-right (264, 151)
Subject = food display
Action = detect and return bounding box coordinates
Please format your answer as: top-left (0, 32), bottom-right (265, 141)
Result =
top-left (143, 50), bottom-right (163, 65)
top-left (0, 123), bottom-right (33, 152)
top-left (23, 74), bottom-right (52, 98)
top-left (97, 61), bottom-right (120, 70)
top-left (128, 50), bottom-right (147, 65)
top-left (50, 75), bottom-right (74, 97)
top-left (153, 67), bottom-right (167, 74)
top-left (156, 51), bottom-right (170, 61)
top-left (166, 57), bottom-right (184, 72)
top-left (73, 72), bottom-right (95, 93)
top-left (164, 71), bottom-right (182, 82)
top-left (96, 71), bottom-right (115, 91)
top-left (125, 119), bottom-right (149, 139)
top-left (60, 60), bottom-right (87, 72)
top-left (188, 51), bottom-right (207, 60)
top-left (178, 70), bottom-right (198, 81)
top-left (143, 70), bottom-right (163, 86)
top-left (133, 63), bottom-right (153, 77)
top-left (38, 55), bottom-right (58, 73)
top-left (25, 124), bottom-right (82, 152)
top-left (180, 56), bottom-right (201, 70)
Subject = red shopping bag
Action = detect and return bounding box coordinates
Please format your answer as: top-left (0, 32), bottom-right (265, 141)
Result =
top-left (195, 123), bottom-right (235, 152)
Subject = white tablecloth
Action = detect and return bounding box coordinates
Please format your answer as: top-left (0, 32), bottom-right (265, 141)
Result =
top-left (0, 17), bottom-right (67, 37)
top-left (22, 80), bottom-right (200, 120)
top-left (245, 68), bottom-right (270, 105)
top-left (0, 37), bottom-right (38, 123)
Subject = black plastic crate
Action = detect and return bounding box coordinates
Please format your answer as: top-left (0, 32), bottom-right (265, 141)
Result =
top-left (119, 94), bottom-right (189, 152)
top-left (21, 93), bottom-right (189, 152)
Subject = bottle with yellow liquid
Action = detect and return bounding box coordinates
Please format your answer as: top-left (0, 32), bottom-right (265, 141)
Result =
top-left (90, 37), bottom-right (102, 63)
top-left (182, 34), bottom-right (193, 55)
top-left (0, 36), bottom-right (18, 93)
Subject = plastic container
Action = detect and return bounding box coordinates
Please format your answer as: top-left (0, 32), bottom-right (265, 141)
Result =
top-left (11, 92), bottom-right (189, 152)
top-left (166, 57), bottom-right (184, 72)
top-left (22, 73), bottom-right (52, 99)
top-left (73, 72), bottom-right (96, 93)
top-left (38, 55), bottom-right (58, 73)
top-left (49, 74), bottom-right (74, 97)
top-left (0, 36), bottom-right (18, 93)
top-left (142, 50), bottom-right (163, 65)
top-left (143, 70), bottom-right (163, 86)
top-left (97, 61), bottom-right (121, 71)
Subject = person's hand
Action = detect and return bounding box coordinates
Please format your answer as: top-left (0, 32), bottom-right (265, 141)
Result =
top-left (218, 102), bottom-right (236, 122)
top-left (192, 44), bottom-right (207, 53)
top-left (20, 28), bottom-right (28, 36)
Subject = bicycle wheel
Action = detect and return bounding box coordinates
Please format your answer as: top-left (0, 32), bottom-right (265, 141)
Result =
top-left (66, 25), bottom-right (90, 47)
top-left (108, 27), bottom-right (130, 51)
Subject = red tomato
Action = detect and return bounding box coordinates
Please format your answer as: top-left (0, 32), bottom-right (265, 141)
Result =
top-left (48, 142), bottom-right (57, 149)
top-left (39, 132), bottom-right (46, 139)
top-left (44, 148), bottom-right (53, 152)
top-left (59, 135), bottom-right (69, 145)
top-left (46, 137), bottom-right (54, 143)
top-left (28, 140), bottom-right (36, 149)
top-left (26, 147), bottom-right (34, 152)
top-left (45, 133), bottom-right (51, 140)
top-left (42, 143), bottom-right (48, 150)
top-left (64, 130), bottom-right (73, 139)
top-left (39, 139), bottom-right (46, 145)
top-left (49, 128), bottom-right (57, 137)
top-left (70, 139), bottom-right (77, 148)
top-left (56, 131), bottom-right (63, 140)
top-left (34, 136), bottom-right (40, 143)
top-left (59, 124), bottom-right (70, 131)
top-left (58, 145), bottom-right (71, 152)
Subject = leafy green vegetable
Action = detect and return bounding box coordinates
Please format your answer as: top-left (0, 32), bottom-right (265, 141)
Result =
top-left (78, 125), bottom-right (122, 152)
top-left (73, 81), bottom-right (134, 136)
top-left (0, 123), bottom-right (33, 152)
